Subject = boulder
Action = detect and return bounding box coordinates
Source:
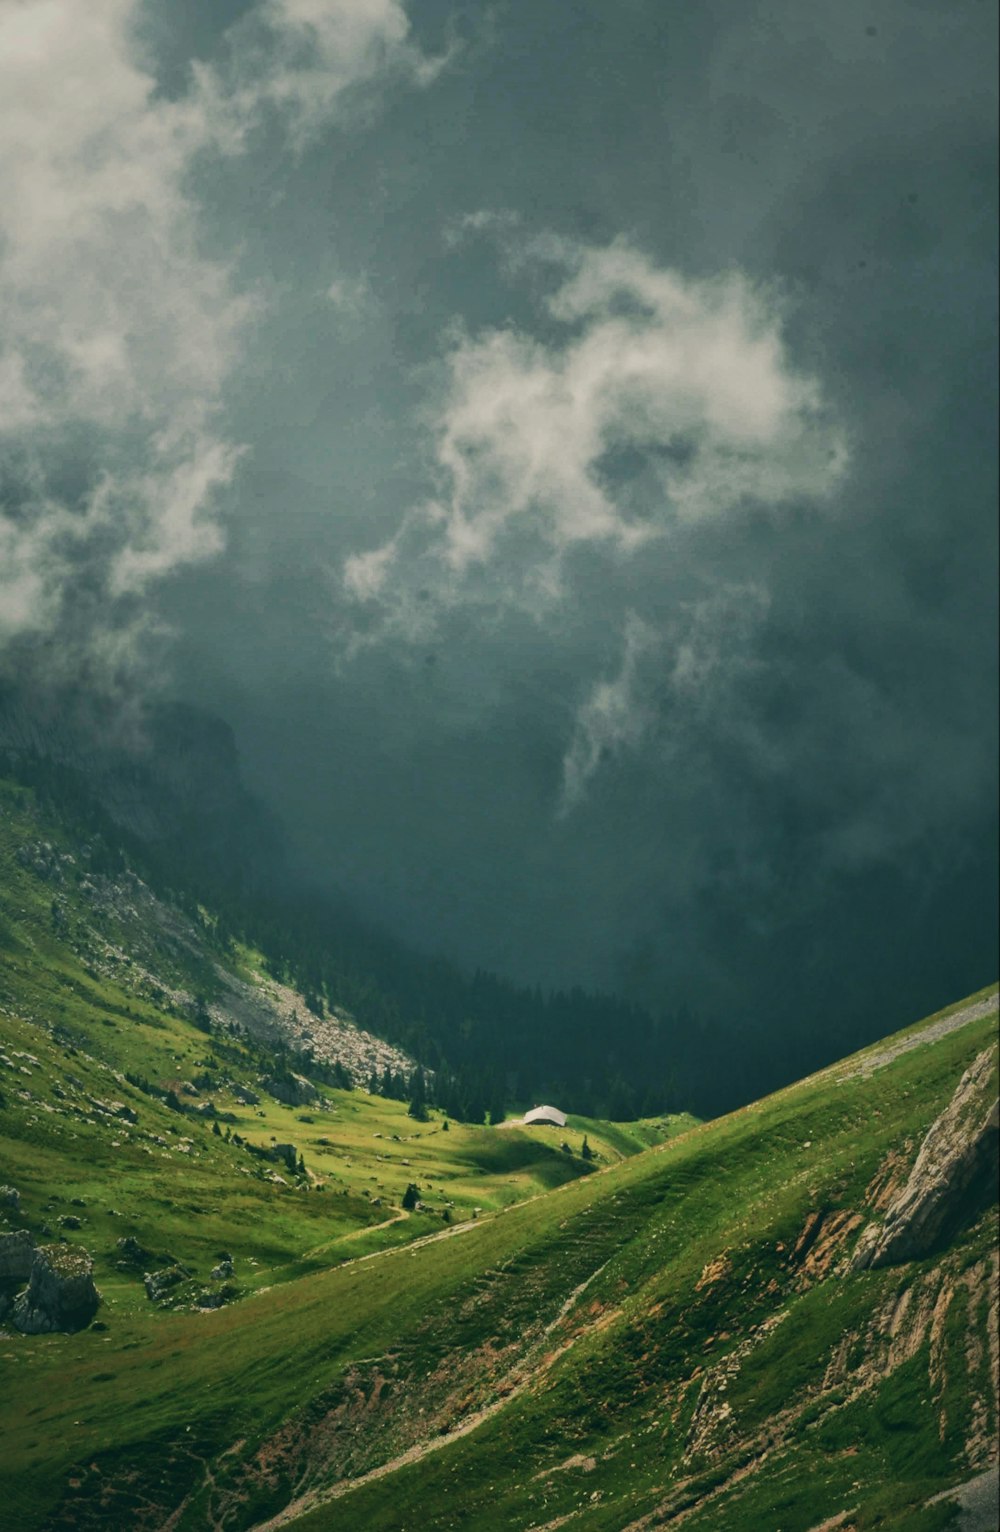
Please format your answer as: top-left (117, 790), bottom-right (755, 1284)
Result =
top-left (852, 1046), bottom-right (999, 1272)
top-left (115, 1236), bottom-right (152, 1268)
top-left (143, 1265), bottom-right (188, 1301)
top-left (210, 1259), bottom-right (234, 1280)
top-left (0, 1185), bottom-right (20, 1211)
top-left (197, 1283), bottom-right (238, 1310)
top-left (11, 1244), bottom-right (100, 1333)
top-left (233, 1085), bottom-right (260, 1106)
top-left (263, 1073), bottom-right (318, 1107)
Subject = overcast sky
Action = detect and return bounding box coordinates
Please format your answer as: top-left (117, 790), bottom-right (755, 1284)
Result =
top-left (1, 0), bottom-right (997, 1043)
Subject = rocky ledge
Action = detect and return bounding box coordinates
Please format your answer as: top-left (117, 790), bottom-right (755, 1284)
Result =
top-left (853, 1045), bottom-right (999, 1271)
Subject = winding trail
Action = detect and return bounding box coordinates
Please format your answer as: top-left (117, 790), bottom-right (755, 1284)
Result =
top-left (838, 992), bottom-right (998, 1081)
top-left (302, 1211), bottom-right (409, 1261)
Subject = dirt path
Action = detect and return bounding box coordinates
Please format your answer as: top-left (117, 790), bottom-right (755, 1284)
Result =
top-left (302, 1212), bottom-right (410, 1261)
top-left (838, 992), bottom-right (998, 1081)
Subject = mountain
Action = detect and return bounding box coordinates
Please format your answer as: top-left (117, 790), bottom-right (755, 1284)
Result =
top-left (0, 683), bottom-right (285, 877)
top-left (1, 753), bottom-right (996, 1530)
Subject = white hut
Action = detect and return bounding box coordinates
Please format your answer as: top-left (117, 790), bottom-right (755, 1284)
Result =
top-left (523, 1104), bottom-right (567, 1128)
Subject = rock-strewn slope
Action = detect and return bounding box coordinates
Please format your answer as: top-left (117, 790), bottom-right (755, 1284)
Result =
top-left (19, 844), bottom-right (418, 1088)
top-left (207, 965), bottom-right (416, 1086)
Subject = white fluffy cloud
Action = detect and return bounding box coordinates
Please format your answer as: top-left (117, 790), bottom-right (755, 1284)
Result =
top-left (247, 0), bottom-right (417, 131)
top-left (343, 231), bottom-right (848, 801)
top-left (346, 235), bottom-right (846, 612)
top-left (0, 0), bottom-right (420, 657)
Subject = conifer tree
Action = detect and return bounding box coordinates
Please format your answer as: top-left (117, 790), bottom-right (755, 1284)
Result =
top-left (407, 1067), bottom-right (429, 1121)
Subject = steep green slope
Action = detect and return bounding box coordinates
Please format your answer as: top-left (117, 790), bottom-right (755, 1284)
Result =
top-left (2, 942), bottom-right (996, 1530)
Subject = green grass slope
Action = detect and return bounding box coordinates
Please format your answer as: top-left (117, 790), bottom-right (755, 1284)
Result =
top-left (267, 987), bottom-right (999, 1532)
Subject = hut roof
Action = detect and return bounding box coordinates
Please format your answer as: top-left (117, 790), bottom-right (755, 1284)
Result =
top-left (523, 1104), bottom-right (567, 1127)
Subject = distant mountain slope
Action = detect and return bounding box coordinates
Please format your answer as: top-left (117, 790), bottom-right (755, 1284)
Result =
top-left (0, 684), bottom-right (285, 871)
top-left (0, 764), bottom-right (412, 1083)
top-left (1, 759), bottom-right (688, 1384)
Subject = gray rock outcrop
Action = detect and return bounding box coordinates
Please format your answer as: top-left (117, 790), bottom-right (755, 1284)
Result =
top-left (263, 1072), bottom-right (318, 1107)
top-left (197, 1283), bottom-right (238, 1309)
top-left (143, 1265), bottom-right (188, 1301)
top-left (11, 1244), bottom-right (101, 1332)
top-left (115, 1236), bottom-right (152, 1267)
top-left (853, 1046), bottom-right (999, 1271)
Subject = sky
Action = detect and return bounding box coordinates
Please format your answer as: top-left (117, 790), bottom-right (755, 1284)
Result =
top-left (1, 0), bottom-right (997, 1048)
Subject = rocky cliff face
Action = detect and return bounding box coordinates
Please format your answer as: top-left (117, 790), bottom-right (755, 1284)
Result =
top-left (0, 684), bottom-right (283, 876)
top-left (853, 1045), bottom-right (999, 1271)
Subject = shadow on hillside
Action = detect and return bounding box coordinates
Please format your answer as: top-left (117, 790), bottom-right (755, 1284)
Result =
top-left (453, 1133), bottom-right (596, 1184)
top-left (922, 1135), bottom-right (1000, 1262)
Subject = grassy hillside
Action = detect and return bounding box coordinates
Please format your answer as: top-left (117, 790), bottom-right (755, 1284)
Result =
top-left (2, 774), bottom-right (997, 1530)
